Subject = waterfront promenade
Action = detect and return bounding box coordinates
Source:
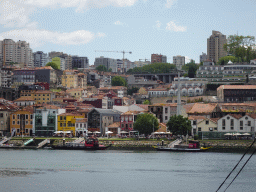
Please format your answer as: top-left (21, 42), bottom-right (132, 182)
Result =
top-left (0, 137), bottom-right (255, 152)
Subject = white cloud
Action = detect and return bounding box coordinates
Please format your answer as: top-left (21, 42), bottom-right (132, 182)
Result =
top-left (0, 0), bottom-right (138, 28)
top-left (0, 0), bottom-right (36, 28)
top-left (165, 0), bottom-right (177, 8)
top-left (114, 21), bottom-right (123, 25)
top-left (155, 20), bottom-right (162, 28)
top-left (166, 21), bottom-right (187, 32)
top-left (0, 29), bottom-right (105, 48)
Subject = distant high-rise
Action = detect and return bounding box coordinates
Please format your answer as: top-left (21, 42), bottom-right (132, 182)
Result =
top-left (72, 56), bottom-right (89, 69)
top-left (207, 30), bottom-right (227, 63)
top-left (34, 51), bottom-right (48, 68)
top-left (199, 52), bottom-right (207, 63)
top-left (151, 54), bottom-right (167, 63)
top-left (0, 39), bottom-right (33, 68)
top-left (173, 55), bottom-right (185, 66)
top-left (94, 56), bottom-right (117, 72)
top-left (48, 51), bottom-right (72, 70)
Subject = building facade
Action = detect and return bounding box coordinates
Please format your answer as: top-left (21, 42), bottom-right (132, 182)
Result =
top-left (207, 30), bottom-right (227, 63)
top-left (151, 54), bottom-right (167, 63)
top-left (173, 55), bottom-right (185, 66)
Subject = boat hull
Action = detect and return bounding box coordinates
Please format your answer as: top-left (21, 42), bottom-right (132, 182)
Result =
top-left (157, 147), bottom-right (208, 152)
top-left (51, 145), bottom-right (110, 150)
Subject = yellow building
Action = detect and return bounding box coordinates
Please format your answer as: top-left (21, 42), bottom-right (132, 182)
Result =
top-left (32, 90), bottom-right (53, 104)
top-left (57, 113), bottom-right (83, 136)
top-left (61, 70), bottom-right (78, 89)
top-left (10, 107), bottom-right (34, 136)
top-left (66, 88), bottom-right (83, 99)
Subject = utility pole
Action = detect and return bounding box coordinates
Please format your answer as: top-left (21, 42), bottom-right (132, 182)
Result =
top-left (176, 64), bottom-right (182, 116)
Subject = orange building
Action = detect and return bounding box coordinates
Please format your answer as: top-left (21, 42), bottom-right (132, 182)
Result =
top-left (10, 107), bottom-right (34, 136)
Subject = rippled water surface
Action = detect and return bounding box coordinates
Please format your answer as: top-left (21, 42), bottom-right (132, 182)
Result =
top-left (0, 149), bottom-right (256, 192)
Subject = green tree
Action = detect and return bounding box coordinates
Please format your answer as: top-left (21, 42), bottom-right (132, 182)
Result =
top-left (127, 63), bottom-right (176, 74)
top-left (217, 56), bottom-right (238, 65)
top-left (182, 60), bottom-right (198, 78)
top-left (143, 100), bottom-right (150, 104)
top-left (111, 76), bottom-right (127, 86)
top-left (167, 115), bottom-right (192, 136)
top-left (127, 87), bottom-right (139, 95)
top-left (46, 62), bottom-right (59, 70)
top-left (96, 65), bottom-right (108, 72)
top-left (224, 35), bottom-right (256, 62)
top-left (133, 113), bottom-right (159, 135)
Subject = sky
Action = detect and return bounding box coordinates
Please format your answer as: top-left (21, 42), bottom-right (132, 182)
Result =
top-left (0, 0), bottom-right (256, 65)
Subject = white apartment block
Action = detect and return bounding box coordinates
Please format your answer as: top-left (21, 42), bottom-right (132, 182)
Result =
top-left (0, 39), bottom-right (33, 68)
top-left (173, 55), bottom-right (185, 66)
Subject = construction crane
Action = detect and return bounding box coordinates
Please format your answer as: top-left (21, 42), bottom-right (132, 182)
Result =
top-left (139, 58), bottom-right (150, 62)
top-left (95, 50), bottom-right (132, 73)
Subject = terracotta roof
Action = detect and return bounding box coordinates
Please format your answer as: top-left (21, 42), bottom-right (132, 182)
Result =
top-left (107, 122), bottom-right (120, 128)
top-left (149, 103), bottom-right (177, 107)
top-left (188, 116), bottom-right (206, 120)
top-left (75, 118), bottom-right (87, 123)
top-left (135, 104), bottom-right (149, 110)
top-left (247, 114), bottom-right (256, 119)
top-left (228, 114), bottom-right (243, 119)
top-left (58, 113), bottom-right (83, 116)
top-left (14, 96), bottom-right (35, 101)
top-left (188, 103), bottom-right (217, 114)
top-left (182, 103), bottom-right (195, 113)
top-left (210, 118), bottom-right (219, 123)
top-left (37, 105), bottom-right (59, 109)
top-left (218, 85), bottom-right (256, 90)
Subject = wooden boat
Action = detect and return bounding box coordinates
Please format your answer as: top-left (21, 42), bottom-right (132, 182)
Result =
top-left (157, 140), bottom-right (209, 152)
top-left (52, 137), bottom-right (111, 150)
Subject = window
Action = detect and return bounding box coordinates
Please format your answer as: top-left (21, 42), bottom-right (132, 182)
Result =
top-left (17, 114), bottom-right (20, 119)
top-left (17, 121), bottom-right (20, 125)
top-left (165, 108), bottom-right (168, 113)
top-left (25, 129), bottom-right (28, 133)
top-left (214, 127), bottom-right (217, 131)
top-left (0, 113), bottom-right (4, 117)
top-left (231, 119), bottom-right (234, 126)
top-left (26, 115), bottom-right (28, 119)
top-left (60, 123), bottom-right (62, 127)
top-left (222, 127), bottom-right (225, 130)
top-left (17, 129), bottom-right (20, 133)
top-left (222, 119), bottom-right (225, 126)
top-left (121, 124), bottom-right (124, 128)
top-left (240, 127), bottom-right (243, 130)
top-left (13, 114), bottom-right (15, 119)
top-left (165, 116), bottom-right (168, 120)
top-left (198, 127), bottom-right (201, 132)
top-left (248, 121), bottom-right (251, 126)
top-left (64, 117), bottom-right (66, 120)
top-left (60, 116), bottom-right (63, 120)
top-left (13, 121), bottom-right (15, 125)
top-left (240, 121), bottom-right (243, 126)
top-left (129, 124), bottom-right (132, 128)
top-left (30, 121), bottom-right (33, 125)
top-left (209, 128), bottom-right (213, 131)
top-left (26, 121), bottom-right (28, 125)
top-left (193, 121), bottom-right (196, 125)
top-left (206, 120), bottom-right (209, 125)
top-left (30, 115), bottom-right (33, 119)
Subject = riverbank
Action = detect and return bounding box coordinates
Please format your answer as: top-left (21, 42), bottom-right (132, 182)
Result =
top-left (1, 137), bottom-right (255, 152)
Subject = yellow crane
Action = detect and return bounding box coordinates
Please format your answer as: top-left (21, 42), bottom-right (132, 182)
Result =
top-left (95, 50), bottom-right (132, 73)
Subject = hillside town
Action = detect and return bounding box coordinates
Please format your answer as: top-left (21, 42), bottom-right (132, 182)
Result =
top-left (1, 30), bottom-right (256, 140)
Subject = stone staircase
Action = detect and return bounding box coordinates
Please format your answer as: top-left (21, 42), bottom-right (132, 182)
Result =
top-left (168, 139), bottom-right (182, 148)
top-left (0, 137), bottom-right (12, 145)
top-left (37, 139), bottom-right (50, 149)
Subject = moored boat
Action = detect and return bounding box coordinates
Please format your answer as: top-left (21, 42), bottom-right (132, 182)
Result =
top-left (52, 137), bottom-right (111, 150)
top-left (157, 140), bottom-right (209, 152)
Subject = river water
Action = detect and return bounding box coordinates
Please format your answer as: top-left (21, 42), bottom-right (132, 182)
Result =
top-left (0, 149), bottom-right (255, 192)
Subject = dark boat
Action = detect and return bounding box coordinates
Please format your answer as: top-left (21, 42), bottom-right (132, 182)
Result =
top-left (52, 137), bottom-right (110, 150)
top-left (157, 140), bottom-right (209, 152)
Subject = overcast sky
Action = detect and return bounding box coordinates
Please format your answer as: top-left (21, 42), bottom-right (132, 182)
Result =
top-left (1, 0), bottom-right (255, 64)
